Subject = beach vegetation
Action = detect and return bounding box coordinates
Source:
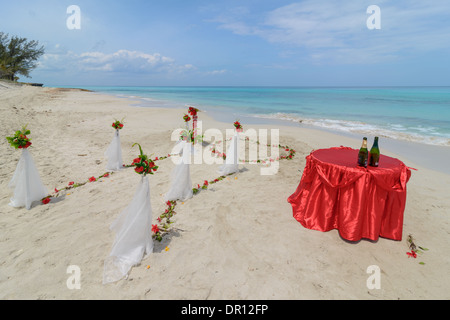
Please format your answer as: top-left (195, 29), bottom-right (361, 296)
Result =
top-left (0, 32), bottom-right (44, 81)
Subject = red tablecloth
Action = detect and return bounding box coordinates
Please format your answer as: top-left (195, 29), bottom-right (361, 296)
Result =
top-left (287, 147), bottom-right (412, 241)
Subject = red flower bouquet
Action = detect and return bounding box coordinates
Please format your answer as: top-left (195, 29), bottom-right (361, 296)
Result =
top-left (234, 121), bottom-right (243, 132)
top-left (188, 106), bottom-right (199, 116)
top-left (132, 143), bottom-right (159, 175)
top-left (6, 125), bottom-right (32, 149)
top-left (112, 119), bottom-right (124, 130)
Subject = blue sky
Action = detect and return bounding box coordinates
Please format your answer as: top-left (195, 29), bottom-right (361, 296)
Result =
top-left (1, 0), bottom-right (450, 86)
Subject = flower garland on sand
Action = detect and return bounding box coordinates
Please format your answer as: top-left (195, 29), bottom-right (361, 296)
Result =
top-left (42, 172), bottom-right (112, 205)
top-left (6, 125), bottom-right (32, 149)
top-left (210, 137), bottom-right (296, 164)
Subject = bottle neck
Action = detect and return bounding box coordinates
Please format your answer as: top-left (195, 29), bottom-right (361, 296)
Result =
top-left (373, 137), bottom-right (379, 148)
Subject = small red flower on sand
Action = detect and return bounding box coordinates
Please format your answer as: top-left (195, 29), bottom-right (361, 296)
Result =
top-left (103, 173), bottom-right (109, 177)
top-left (68, 181), bottom-right (74, 186)
top-left (203, 180), bottom-right (209, 186)
top-left (54, 188), bottom-right (59, 193)
top-left (183, 114), bottom-right (191, 122)
top-left (42, 197), bottom-right (51, 205)
top-left (407, 250), bottom-right (417, 258)
top-left (166, 201), bottom-right (172, 207)
top-left (89, 176), bottom-right (96, 182)
top-left (152, 224), bottom-right (159, 234)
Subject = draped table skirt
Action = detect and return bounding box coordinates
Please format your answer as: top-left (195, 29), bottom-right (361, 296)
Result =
top-left (287, 147), bottom-right (412, 242)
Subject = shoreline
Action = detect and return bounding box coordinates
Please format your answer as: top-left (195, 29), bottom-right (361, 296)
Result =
top-left (89, 88), bottom-right (450, 175)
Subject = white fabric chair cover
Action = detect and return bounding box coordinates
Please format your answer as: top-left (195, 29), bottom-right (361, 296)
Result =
top-left (8, 149), bottom-right (48, 210)
top-left (219, 131), bottom-right (240, 175)
top-left (165, 141), bottom-right (193, 202)
top-left (105, 130), bottom-right (123, 171)
top-left (103, 175), bottom-right (154, 284)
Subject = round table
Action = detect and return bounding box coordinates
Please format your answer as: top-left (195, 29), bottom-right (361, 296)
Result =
top-left (287, 147), bottom-right (412, 242)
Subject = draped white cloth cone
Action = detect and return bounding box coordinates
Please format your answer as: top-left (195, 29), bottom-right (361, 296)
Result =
top-left (165, 141), bottom-right (193, 202)
top-left (8, 149), bottom-right (48, 210)
top-left (103, 175), bottom-right (154, 284)
top-left (105, 130), bottom-right (123, 171)
top-left (219, 131), bottom-right (240, 175)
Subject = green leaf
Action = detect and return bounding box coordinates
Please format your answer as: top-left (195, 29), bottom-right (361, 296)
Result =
top-left (132, 142), bottom-right (144, 157)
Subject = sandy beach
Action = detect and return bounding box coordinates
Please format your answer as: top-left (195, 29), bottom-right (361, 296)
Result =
top-left (1, 83), bottom-right (449, 300)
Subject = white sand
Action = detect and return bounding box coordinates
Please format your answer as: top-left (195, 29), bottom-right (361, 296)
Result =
top-left (0, 85), bottom-right (449, 300)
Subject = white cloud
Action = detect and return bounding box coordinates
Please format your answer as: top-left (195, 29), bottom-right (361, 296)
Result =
top-left (205, 69), bottom-right (227, 75)
top-left (211, 0), bottom-right (450, 64)
top-left (37, 49), bottom-right (194, 75)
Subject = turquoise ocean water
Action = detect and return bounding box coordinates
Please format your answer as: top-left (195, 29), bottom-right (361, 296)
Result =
top-left (81, 86), bottom-right (450, 147)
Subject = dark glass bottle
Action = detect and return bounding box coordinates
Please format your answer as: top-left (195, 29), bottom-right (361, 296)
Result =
top-left (357, 137), bottom-right (368, 167)
top-left (369, 137), bottom-right (380, 167)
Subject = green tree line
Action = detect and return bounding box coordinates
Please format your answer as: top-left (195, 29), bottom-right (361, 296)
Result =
top-left (0, 32), bottom-right (45, 81)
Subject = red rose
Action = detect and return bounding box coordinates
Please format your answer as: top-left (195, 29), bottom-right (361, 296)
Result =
top-left (188, 107), bottom-right (198, 116)
top-left (135, 166), bottom-right (144, 173)
top-left (42, 197), bottom-right (51, 205)
top-left (68, 181), bottom-right (74, 186)
top-left (89, 176), bottom-right (96, 182)
top-left (204, 180), bottom-right (209, 186)
top-left (132, 157), bottom-right (141, 165)
top-left (152, 224), bottom-right (159, 233)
